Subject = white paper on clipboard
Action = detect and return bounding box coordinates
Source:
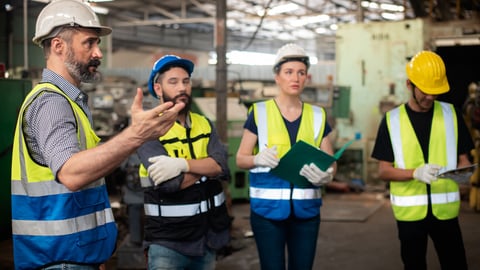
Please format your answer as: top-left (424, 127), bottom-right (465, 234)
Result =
top-left (436, 164), bottom-right (478, 184)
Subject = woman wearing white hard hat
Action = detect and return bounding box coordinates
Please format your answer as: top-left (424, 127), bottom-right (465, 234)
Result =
top-left (236, 43), bottom-right (337, 270)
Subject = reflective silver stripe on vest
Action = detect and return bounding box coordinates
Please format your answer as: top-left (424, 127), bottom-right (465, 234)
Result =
top-left (249, 186), bottom-right (321, 200)
top-left (256, 102), bottom-right (268, 152)
top-left (144, 192), bottom-right (225, 217)
top-left (11, 177), bottom-right (105, 196)
top-left (390, 194), bottom-right (428, 206)
top-left (389, 108), bottom-right (405, 168)
top-left (390, 191), bottom-right (459, 207)
top-left (431, 191), bottom-right (459, 204)
top-left (440, 102), bottom-right (457, 170)
top-left (11, 178), bottom-right (105, 197)
top-left (312, 105), bottom-right (323, 142)
top-left (140, 176), bottom-right (153, 187)
top-left (251, 102), bottom-right (270, 173)
top-left (12, 208), bottom-right (114, 236)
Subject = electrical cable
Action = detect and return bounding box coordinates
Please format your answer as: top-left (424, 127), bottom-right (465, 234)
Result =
top-left (242, 0), bottom-right (274, 50)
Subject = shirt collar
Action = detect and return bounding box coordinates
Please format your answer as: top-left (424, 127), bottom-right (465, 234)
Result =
top-left (41, 68), bottom-right (87, 103)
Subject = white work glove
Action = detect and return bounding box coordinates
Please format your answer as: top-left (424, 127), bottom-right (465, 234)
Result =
top-left (147, 155), bottom-right (189, 186)
top-left (299, 163), bottom-right (334, 186)
top-left (253, 146), bottom-right (279, 168)
top-left (413, 164), bottom-right (442, 184)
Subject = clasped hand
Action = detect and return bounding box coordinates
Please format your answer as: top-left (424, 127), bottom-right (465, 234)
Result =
top-left (299, 163), bottom-right (334, 186)
top-left (147, 155), bottom-right (189, 186)
top-left (413, 164), bottom-right (442, 184)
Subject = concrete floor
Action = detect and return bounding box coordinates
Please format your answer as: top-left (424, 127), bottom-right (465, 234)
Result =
top-left (1, 189), bottom-right (479, 270)
top-left (215, 191), bottom-right (480, 270)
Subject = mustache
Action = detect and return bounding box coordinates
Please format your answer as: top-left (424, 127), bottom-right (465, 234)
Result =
top-left (88, 59), bottom-right (101, 68)
top-left (175, 93), bottom-right (189, 99)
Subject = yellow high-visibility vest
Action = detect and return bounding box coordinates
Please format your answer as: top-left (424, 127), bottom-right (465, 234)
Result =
top-left (387, 101), bottom-right (460, 221)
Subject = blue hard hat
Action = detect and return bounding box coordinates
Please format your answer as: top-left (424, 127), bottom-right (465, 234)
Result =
top-left (148, 55), bottom-right (194, 99)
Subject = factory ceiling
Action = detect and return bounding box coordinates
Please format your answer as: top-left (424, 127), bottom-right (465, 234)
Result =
top-left (21, 0), bottom-right (480, 54)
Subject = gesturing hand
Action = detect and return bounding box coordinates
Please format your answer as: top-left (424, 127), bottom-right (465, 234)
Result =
top-left (129, 88), bottom-right (185, 142)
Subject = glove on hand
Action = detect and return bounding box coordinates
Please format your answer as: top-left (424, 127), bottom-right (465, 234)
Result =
top-left (147, 155), bottom-right (189, 186)
top-left (253, 146), bottom-right (279, 168)
top-left (299, 163), bottom-right (334, 186)
top-left (413, 164), bottom-right (442, 184)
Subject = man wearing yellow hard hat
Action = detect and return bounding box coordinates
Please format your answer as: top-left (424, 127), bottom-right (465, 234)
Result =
top-left (371, 50), bottom-right (474, 269)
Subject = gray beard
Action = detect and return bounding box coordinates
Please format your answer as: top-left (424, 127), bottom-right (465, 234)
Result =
top-left (65, 49), bottom-right (101, 83)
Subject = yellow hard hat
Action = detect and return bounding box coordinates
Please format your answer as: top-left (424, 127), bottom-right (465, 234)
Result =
top-left (406, 51), bottom-right (449, 95)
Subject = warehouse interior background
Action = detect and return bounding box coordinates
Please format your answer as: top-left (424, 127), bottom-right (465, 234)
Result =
top-left (1, 0), bottom-right (480, 269)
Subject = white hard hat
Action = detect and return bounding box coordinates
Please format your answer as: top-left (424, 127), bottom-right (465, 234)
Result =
top-left (32, 0), bottom-right (112, 47)
top-left (273, 43), bottom-right (310, 73)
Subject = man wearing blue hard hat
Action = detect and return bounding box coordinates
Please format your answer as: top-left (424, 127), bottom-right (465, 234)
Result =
top-left (137, 55), bottom-right (231, 269)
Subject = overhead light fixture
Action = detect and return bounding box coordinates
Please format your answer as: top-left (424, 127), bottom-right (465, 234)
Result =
top-left (380, 3), bottom-right (404, 12)
top-left (381, 12), bottom-right (403, 20)
top-left (315, 27), bottom-right (328, 34)
top-left (361, 1), bottom-right (405, 12)
top-left (4, 4), bottom-right (13, 12)
top-left (269, 3), bottom-right (299, 15)
top-left (291, 14), bottom-right (330, 27)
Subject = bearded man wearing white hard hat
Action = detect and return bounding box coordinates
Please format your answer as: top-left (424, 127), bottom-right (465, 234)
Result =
top-left (11, 1), bottom-right (184, 269)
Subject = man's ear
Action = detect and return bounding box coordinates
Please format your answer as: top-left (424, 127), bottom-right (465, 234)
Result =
top-left (51, 37), bottom-right (64, 54)
top-left (406, 79), bottom-right (413, 91)
top-left (154, 83), bottom-right (163, 102)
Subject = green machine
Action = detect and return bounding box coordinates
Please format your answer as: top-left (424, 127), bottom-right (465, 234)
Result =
top-left (192, 97), bottom-right (250, 200)
top-left (0, 79), bottom-right (31, 239)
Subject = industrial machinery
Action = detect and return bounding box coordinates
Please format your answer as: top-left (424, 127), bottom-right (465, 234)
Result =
top-left (83, 76), bottom-right (150, 268)
top-left (463, 82), bottom-right (480, 211)
top-left (191, 96), bottom-right (250, 201)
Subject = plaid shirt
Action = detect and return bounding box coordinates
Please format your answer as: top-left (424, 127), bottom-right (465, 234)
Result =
top-left (23, 68), bottom-right (93, 178)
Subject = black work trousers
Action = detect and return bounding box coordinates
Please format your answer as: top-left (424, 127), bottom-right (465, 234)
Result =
top-left (396, 211), bottom-right (468, 270)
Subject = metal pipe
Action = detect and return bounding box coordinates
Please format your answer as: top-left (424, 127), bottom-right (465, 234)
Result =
top-left (215, 0), bottom-right (227, 144)
top-left (23, 0), bottom-right (28, 70)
